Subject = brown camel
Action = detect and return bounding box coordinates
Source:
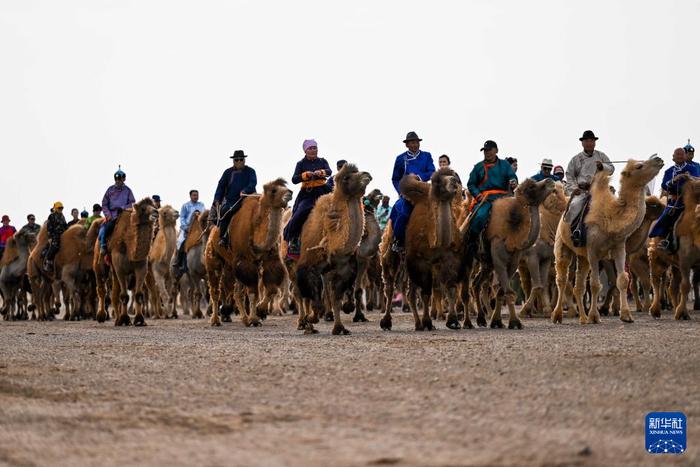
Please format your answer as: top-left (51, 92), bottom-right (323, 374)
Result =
top-left (52, 224), bottom-right (93, 320)
top-left (552, 156), bottom-right (665, 324)
top-left (351, 188), bottom-right (383, 322)
top-left (147, 205), bottom-right (179, 319)
top-left (27, 223), bottom-right (56, 321)
top-left (518, 181), bottom-right (567, 318)
top-left (296, 163), bottom-right (372, 335)
top-left (184, 209), bottom-right (211, 319)
top-left (93, 198), bottom-right (158, 325)
top-left (649, 179), bottom-right (700, 320)
top-left (468, 178), bottom-right (556, 329)
top-left (379, 168), bottom-right (463, 331)
top-left (0, 229), bottom-right (37, 320)
top-left (206, 179), bottom-right (292, 327)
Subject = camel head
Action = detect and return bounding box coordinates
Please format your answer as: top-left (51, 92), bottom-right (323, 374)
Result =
top-left (13, 228), bottom-right (37, 250)
top-left (158, 205), bottom-right (179, 229)
top-left (430, 168), bottom-right (460, 202)
top-left (363, 189), bottom-right (383, 210)
top-left (516, 178), bottom-right (556, 207)
top-left (644, 196), bottom-right (665, 222)
top-left (334, 163), bottom-right (372, 199)
top-left (542, 181), bottom-right (567, 214)
top-left (128, 198), bottom-right (158, 261)
top-left (619, 156), bottom-right (665, 190)
top-left (261, 178), bottom-right (293, 209)
top-left (683, 179), bottom-right (700, 209)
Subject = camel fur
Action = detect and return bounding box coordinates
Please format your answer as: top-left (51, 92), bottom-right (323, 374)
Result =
top-left (552, 157), bottom-right (665, 324)
top-left (147, 205), bottom-right (179, 319)
top-left (0, 229), bottom-right (36, 320)
top-left (296, 163), bottom-right (372, 335)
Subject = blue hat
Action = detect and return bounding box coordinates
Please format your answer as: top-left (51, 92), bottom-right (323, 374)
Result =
top-left (684, 139), bottom-right (695, 153)
top-left (152, 195), bottom-right (161, 202)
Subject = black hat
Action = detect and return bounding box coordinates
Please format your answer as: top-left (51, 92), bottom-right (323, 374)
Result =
top-left (403, 131), bottom-right (422, 143)
top-left (579, 130), bottom-right (599, 141)
top-left (230, 150), bottom-right (248, 159)
top-left (480, 140), bottom-right (498, 152)
top-left (152, 195), bottom-right (161, 202)
top-left (92, 203), bottom-right (102, 211)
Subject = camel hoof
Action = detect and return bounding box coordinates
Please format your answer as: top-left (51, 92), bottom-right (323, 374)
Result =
top-left (331, 324), bottom-right (350, 335)
top-left (446, 316), bottom-right (461, 330)
top-left (353, 312), bottom-right (368, 323)
top-left (222, 314), bottom-right (232, 323)
top-left (250, 319), bottom-right (262, 327)
top-left (307, 313), bottom-right (319, 324)
top-left (323, 311), bottom-right (334, 322)
top-left (422, 317), bottom-right (434, 331)
top-left (490, 318), bottom-right (504, 329)
top-left (551, 311), bottom-right (562, 324)
top-left (304, 325), bottom-right (318, 335)
top-left (133, 315), bottom-right (146, 326)
top-left (380, 316), bottom-right (392, 331)
top-left (191, 311), bottom-right (204, 320)
top-left (96, 313), bottom-right (107, 323)
top-left (342, 301), bottom-right (354, 314)
top-left (210, 319), bottom-right (222, 327)
top-left (508, 319), bottom-right (523, 330)
top-left (586, 315), bottom-right (601, 324)
top-left (675, 312), bottom-right (691, 321)
top-left (414, 321), bottom-right (424, 331)
top-left (115, 314), bottom-right (131, 326)
top-left (620, 316), bottom-right (634, 323)
top-left (476, 315), bottom-right (487, 327)
top-left (462, 319), bottom-right (474, 329)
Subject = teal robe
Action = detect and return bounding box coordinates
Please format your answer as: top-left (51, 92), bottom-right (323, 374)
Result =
top-left (466, 158), bottom-right (518, 236)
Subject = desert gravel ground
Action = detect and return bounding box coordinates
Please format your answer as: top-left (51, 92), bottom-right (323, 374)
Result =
top-left (1, 309), bottom-right (698, 467)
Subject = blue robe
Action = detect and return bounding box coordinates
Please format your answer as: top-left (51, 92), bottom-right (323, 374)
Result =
top-left (388, 150), bottom-right (435, 244)
top-left (649, 163), bottom-right (700, 238)
top-left (466, 158), bottom-right (518, 236)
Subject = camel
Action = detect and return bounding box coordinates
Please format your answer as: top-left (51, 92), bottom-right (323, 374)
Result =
top-left (351, 188), bottom-right (383, 322)
top-left (552, 156), bottom-right (665, 324)
top-left (649, 179), bottom-right (700, 320)
top-left (0, 229), bottom-right (36, 320)
top-left (296, 163), bottom-right (372, 335)
top-left (518, 181), bottom-right (567, 318)
top-left (147, 205), bottom-right (179, 319)
top-left (27, 223), bottom-right (57, 321)
top-left (206, 179), bottom-right (293, 327)
top-left (93, 198), bottom-right (158, 325)
top-left (51, 224), bottom-right (93, 320)
top-left (379, 169), bottom-right (463, 331)
top-left (184, 209), bottom-right (211, 319)
top-left (468, 178), bottom-right (556, 329)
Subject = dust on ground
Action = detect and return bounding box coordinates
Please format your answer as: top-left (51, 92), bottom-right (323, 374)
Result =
top-left (1, 310), bottom-right (698, 466)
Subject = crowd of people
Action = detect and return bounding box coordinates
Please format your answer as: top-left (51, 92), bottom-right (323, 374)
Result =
top-left (1, 131), bottom-right (695, 273)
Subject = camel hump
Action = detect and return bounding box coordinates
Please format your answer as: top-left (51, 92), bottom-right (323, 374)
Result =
top-left (399, 175), bottom-right (429, 204)
top-left (0, 237), bottom-right (18, 266)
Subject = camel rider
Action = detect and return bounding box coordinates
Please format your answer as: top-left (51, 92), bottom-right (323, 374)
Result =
top-left (0, 215), bottom-right (17, 262)
top-left (283, 139), bottom-right (333, 258)
top-left (173, 189), bottom-right (206, 275)
top-left (212, 150), bottom-right (257, 247)
top-left (563, 130), bottom-right (614, 247)
top-left (152, 195), bottom-right (162, 210)
top-left (531, 158), bottom-right (556, 181)
top-left (466, 140), bottom-right (518, 243)
top-left (99, 167), bottom-right (136, 259)
top-left (42, 202), bottom-right (68, 272)
top-left (649, 147), bottom-right (699, 251)
top-left (85, 204), bottom-right (102, 229)
top-left (326, 159), bottom-right (347, 190)
top-left (389, 131), bottom-right (435, 252)
top-left (685, 139), bottom-right (697, 170)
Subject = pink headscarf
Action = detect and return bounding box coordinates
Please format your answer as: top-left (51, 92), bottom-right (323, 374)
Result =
top-left (303, 139), bottom-right (318, 151)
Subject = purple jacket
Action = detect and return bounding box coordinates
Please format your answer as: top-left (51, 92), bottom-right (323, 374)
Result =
top-left (102, 184), bottom-right (136, 219)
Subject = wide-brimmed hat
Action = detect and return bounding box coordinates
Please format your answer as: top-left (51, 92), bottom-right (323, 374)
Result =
top-left (1, 215), bottom-right (9, 222)
top-left (480, 140), bottom-right (498, 152)
top-left (403, 131), bottom-right (422, 143)
top-left (579, 130), bottom-right (599, 141)
top-left (541, 158), bottom-right (553, 167)
top-left (230, 150), bottom-right (248, 159)
top-left (152, 195), bottom-right (161, 202)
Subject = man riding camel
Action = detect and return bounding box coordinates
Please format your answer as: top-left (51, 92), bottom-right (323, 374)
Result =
top-left (212, 150), bottom-right (257, 247)
top-left (649, 147), bottom-right (699, 251)
top-left (465, 140), bottom-right (518, 245)
top-left (389, 131), bottom-right (435, 252)
top-left (563, 130), bottom-right (614, 247)
top-left (99, 167), bottom-right (136, 261)
top-left (283, 139), bottom-right (332, 258)
top-left (43, 202), bottom-right (68, 272)
top-left (173, 189), bottom-right (206, 275)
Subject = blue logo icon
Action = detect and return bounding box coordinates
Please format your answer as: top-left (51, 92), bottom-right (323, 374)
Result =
top-left (646, 412), bottom-right (686, 454)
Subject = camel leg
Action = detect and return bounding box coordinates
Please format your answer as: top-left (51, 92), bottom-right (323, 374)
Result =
top-left (246, 288), bottom-right (262, 327)
top-left (458, 275), bottom-right (474, 329)
top-left (207, 261), bottom-right (222, 327)
top-left (406, 283), bottom-right (422, 331)
top-left (611, 245), bottom-right (633, 323)
top-left (95, 271), bottom-right (108, 323)
top-left (519, 254), bottom-right (540, 318)
top-left (445, 284), bottom-right (461, 330)
top-left (675, 259), bottom-right (693, 321)
top-left (585, 251), bottom-right (602, 324)
top-left (379, 258), bottom-right (396, 331)
top-left (571, 256), bottom-right (590, 324)
top-left (353, 258), bottom-right (368, 323)
top-left (552, 240), bottom-right (574, 323)
top-left (649, 259), bottom-right (666, 318)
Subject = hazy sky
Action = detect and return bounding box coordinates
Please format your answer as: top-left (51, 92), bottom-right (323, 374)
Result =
top-left (1, 0), bottom-right (698, 226)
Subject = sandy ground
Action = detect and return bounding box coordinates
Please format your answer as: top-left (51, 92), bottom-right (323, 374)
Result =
top-left (1, 308), bottom-right (698, 467)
